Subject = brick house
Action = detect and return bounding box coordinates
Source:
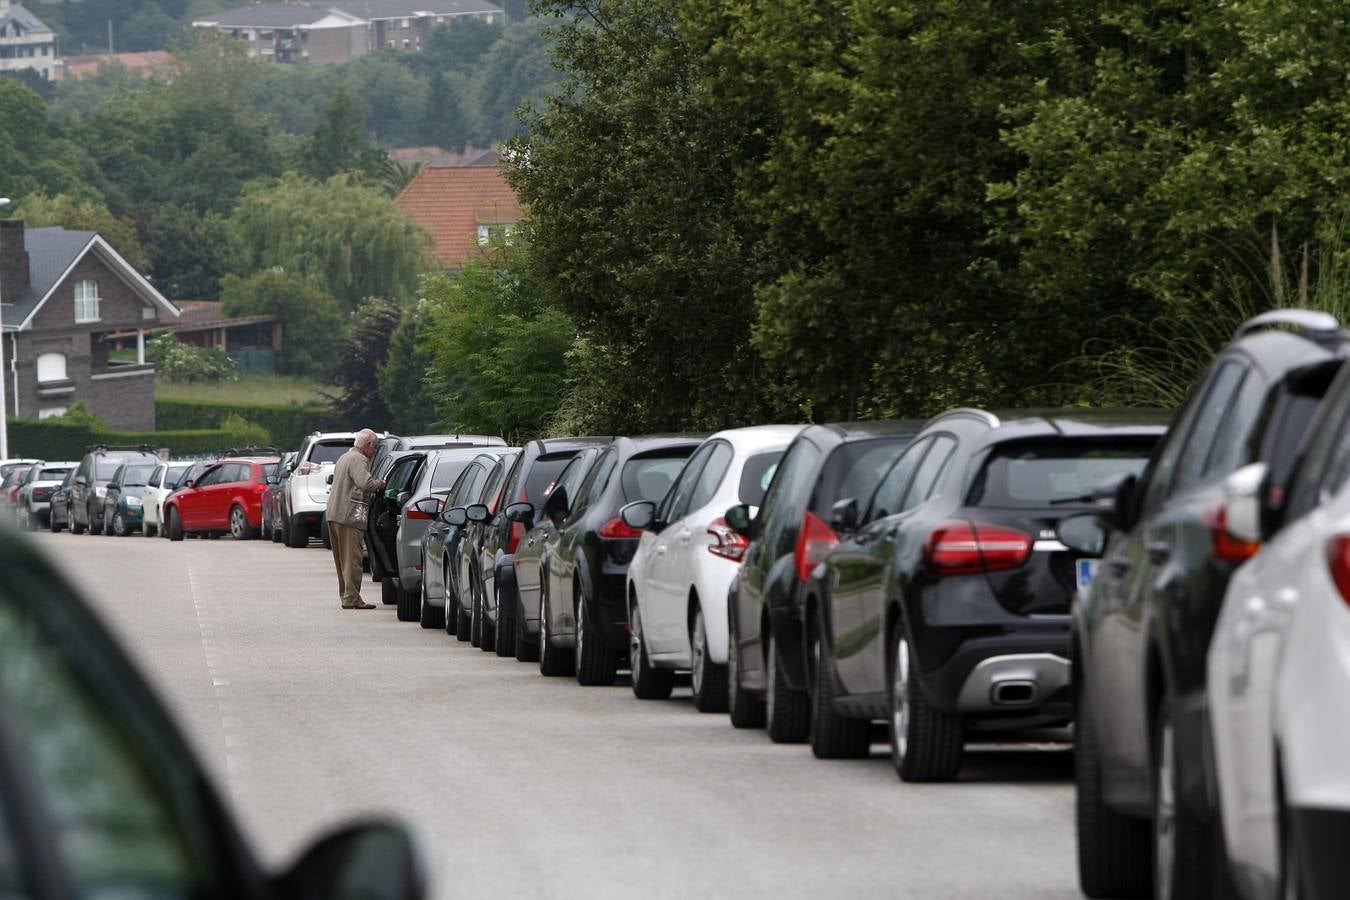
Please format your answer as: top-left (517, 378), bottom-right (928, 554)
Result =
top-left (0, 1), bottom-right (56, 81)
top-left (394, 164), bottom-right (522, 268)
top-left (0, 219), bottom-right (180, 431)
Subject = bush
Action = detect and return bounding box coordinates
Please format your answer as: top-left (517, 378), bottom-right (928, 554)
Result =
top-left (145, 332), bottom-right (239, 383)
top-left (154, 399), bottom-right (337, 449)
top-left (5, 416), bottom-right (272, 460)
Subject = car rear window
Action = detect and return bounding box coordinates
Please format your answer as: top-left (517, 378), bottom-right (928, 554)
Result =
top-left (166, 465), bottom-right (191, 488)
top-left (738, 450), bottom-right (786, 506)
top-left (121, 465), bottom-right (157, 486)
top-left (431, 457), bottom-right (472, 490)
top-left (523, 454), bottom-right (576, 506)
top-left (967, 439), bottom-right (1155, 508)
top-left (38, 466), bottom-right (72, 480)
top-left (309, 441), bottom-right (353, 465)
top-left (95, 459), bottom-right (126, 480)
top-left (622, 450), bottom-right (695, 503)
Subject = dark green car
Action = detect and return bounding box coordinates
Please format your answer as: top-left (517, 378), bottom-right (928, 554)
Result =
top-left (102, 460), bottom-right (160, 537)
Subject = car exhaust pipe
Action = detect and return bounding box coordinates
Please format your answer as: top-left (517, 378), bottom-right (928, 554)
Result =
top-left (990, 679), bottom-right (1038, 706)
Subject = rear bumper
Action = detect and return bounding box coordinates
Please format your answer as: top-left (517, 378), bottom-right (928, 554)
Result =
top-left (925, 631), bottom-right (1072, 720)
top-left (593, 571), bottom-right (630, 650)
top-left (1291, 806), bottom-right (1350, 900)
top-left (769, 604), bottom-right (809, 692)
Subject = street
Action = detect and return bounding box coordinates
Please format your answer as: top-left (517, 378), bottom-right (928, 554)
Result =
top-left (40, 530), bottom-right (1078, 899)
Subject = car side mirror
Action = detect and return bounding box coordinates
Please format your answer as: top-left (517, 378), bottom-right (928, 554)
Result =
top-left (542, 485), bottom-right (569, 524)
top-left (1056, 513), bottom-right (1108, 557)
top-left (396, 490), bottom-right (411, 508)
top-left (504, 501), bottom-right (535, 525)
top-left (1222, 462), bottom-right (1269, 545)
top-left (326, 474), bottom-right (335, 486)
top-left (413, 497), bottom-right (441, 517)
top-left (465, 503), bottom-right (490, 523)
top-left (830, 497), bottom-right (859, 533)
top-left (183, 479), bottom-right (195, 489)
top-left (619, 500), bottom-right (656, 531)
top-left (265, 474), bottom-right (279, 485)
top-left (1092, 473), bottom-right (1137, 533)
top-left (442, 506), bottom-right (467, 526)
top-left (724, 503), bottom-right (752, 537)
top-left (274, 819), bottom-right (425, 900)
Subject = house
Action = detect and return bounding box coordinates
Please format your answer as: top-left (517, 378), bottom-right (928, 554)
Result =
top-left (389, 144), bottom-right (500, 167)
top-left (0, 219), bottom-right (180, 430)
top-left (55, 50), bottom-right (173, 81)
top-left (193, 0), bottom-right (505, 66)
top-left (0, 1), bottom-right (55, 80)
top-left (394, 164), bottom-right (523, 268)
top-left (158, 300), bottom-right (284, 374)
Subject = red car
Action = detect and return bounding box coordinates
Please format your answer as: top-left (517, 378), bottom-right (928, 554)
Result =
top-left (164, 456), bottom-right (280, 541)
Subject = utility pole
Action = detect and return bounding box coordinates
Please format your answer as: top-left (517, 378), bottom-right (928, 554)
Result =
top-left (0, 197), bottom-right (10, 460)
top-left (107, 18), bottom-right (114, 55)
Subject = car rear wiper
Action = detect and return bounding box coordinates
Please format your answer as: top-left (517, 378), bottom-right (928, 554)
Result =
top-left (1049, 493), bottom-right (1097, 505)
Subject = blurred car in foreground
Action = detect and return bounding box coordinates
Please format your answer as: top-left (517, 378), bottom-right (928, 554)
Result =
top-left (0, 464), bottom-right (33, 523)
top-left (0, 530), bottom-right (427, 899)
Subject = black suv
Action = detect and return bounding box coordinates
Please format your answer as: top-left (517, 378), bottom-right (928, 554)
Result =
top-left (805, 410), bottom-right (1163, 783)
top-left (1068, 311), bottom-right (1349, 900)
top-left (69, 446), bottom-right (160, 535)
top-left (725, 421), bottom-right (922, 739)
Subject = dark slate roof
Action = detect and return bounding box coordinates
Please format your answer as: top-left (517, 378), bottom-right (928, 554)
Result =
top-left (0, 4), bottom-right (54, 35)
top-left (195, 4), bottom-right (359, 28)
top-left (1, 227), bottom-right (95, 329)
top-left (338, 0), bottom-right (503, 18)
top-left (196, 0), bottom-right (501, 27)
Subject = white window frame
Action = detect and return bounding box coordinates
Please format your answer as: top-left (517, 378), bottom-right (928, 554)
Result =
top-left (73, 280), bottom-right (101, 323)
top-left (36, 352), bottom-right (67, 384)
top-left (38, 407), bottom-right (67, 420)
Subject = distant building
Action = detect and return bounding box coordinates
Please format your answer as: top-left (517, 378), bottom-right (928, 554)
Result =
top-left (394, 164), bottom-right (522, 269)
top-left (55, 50), bottom-right (173, 81)
top-left (0, 1), bottom-right (55, 80)
top-left (389, 144), bottom-right (500, 168)
top-left (193, 0), bottom-right (505, 67)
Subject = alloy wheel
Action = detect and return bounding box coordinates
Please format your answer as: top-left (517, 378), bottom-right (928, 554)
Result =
top-left (1154, 716), bottom-right (1177, 900)
top-left (891, 632), bottom-right (911, 763)
top-left (629, 603), bottom-right (643, 688)
top-left (691, 610), bottom-right (708, 697)
top-left (113, 514), bottom-right (125, 536)
top-left (575, 599), bottom-right (586, 675)
top-left (231, 507), bottom-right (246, 539)
top-left (766, 633), bottom-right (779, 723)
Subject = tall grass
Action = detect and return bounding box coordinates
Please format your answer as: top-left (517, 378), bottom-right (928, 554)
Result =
top-left (156, 374), bottom-right (336, 407)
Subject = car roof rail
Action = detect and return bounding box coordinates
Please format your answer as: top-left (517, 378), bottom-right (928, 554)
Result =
top-left (1234, 309), bottom-right (1341, 341)
top-left (86, 443), bottom-right (158, 454)
top-left (926, 408), bottom-right (1001, 429)
top-left (217, 444), bottom-right (284, 459)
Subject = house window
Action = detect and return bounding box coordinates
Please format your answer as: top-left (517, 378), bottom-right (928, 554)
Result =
top-left (36, 353), bottom-right (67, 384)
top-left (476, 224), bottom-right (516, 247)
top-left (401, 18), bottom-right (410, 28)
top-left (74, 280), bottom-right (100, 323)
top-left (142, 306), bottom-right (156, 320)
top-left (38, 407), bottom-right (68, 420)
top-left (401, 39), bottom-right (410, 49)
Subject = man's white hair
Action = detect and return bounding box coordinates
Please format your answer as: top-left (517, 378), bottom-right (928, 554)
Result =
top-left (356, 428), bottom-right (380, 452)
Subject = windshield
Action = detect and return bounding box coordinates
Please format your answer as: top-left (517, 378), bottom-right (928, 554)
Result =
top-left (524, 455), bottom-right (575, 508)
top-left (309, 441), bottom-right (352, 466)
top-left (95, 459), bottom-right (127, 480)
top-left (120, 465), bottom-right (157, 487)
top-left (37, 467), bottom-right (73, 481)
top-left (738, 450), bottom-right (786, 506)
top-left (165, 465), bottom-right (191, 489)
top-left (967, 439), bottom-right (1156, 508)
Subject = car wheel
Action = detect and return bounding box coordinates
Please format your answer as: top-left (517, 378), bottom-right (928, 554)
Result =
top-left (514, 594), bottom-right (538, 663)
top-left (382, 577), bottom-right (400, 607)
top-left (629, 601), bottom-right (674, 699)
top-left (229, 505), bottom-right (255, 541)
top-left (574, 590), bottom-right (617, 686)
top-left (1076, 685), bottom-right (1151, 897)
top-left (167, 508), bottom-right (184, 542)
top-left (889, 625), bottom-right (963, 782)
top-left (1153, 702), bottom-right (1222, 900)
top-left (810, 626), bottom-right (870, 758)
top-left (419, 569), bottom-right (444, 630)
top-left (470, 585), bottom-right (483, 647)
top-left (479, 585), bottom-right (497, 653)
top-left (71, 513), bottom-right (85, 535)
top-left (320, 520), bottom-right (332, 550)
top-left (766, 628), bottom-right (810, 743)
top-left (112, 512), bottom-right (129, 537)
top-left (495, 586), bottom-right (516, 658)
top-left (396, 577), bottom-right (418, 622)
top-left (690, 604), bottom-right (729, 713)
top-left (455, 578), bottom-right (472, 642)
top-left (271, 520), bottom-right (282, 543)
top-left (538, 584), bottom-right (572, 676)
top-left (144, 520), bottom-right (156, 537)
top-left (727, 604), bottom-right (766, 729)
top-left (50, 512), bottom-right (64, 533)
top-left (89, 506), bottom-right (104, 535)
top-left (286, 515), bottom-right (308, 548)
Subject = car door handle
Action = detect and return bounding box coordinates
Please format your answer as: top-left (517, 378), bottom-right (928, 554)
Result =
top-left (677, 529), bottom-right (692, 545)
top-left (656, 546), bottom-right (667, 556)
top-left (1146, 542), bottom-right (1171, 565)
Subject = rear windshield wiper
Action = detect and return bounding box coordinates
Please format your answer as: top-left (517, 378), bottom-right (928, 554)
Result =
top-left (1049, 493), bottom-right (1097, 505)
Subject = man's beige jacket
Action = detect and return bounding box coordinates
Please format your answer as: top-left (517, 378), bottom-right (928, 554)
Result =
top-left (326, 447), bottom-right (383, 528)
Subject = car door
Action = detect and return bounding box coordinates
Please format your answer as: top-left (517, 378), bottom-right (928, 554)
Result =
top-left (548, 447), bottom-right (617, 631)
top-left (517, 452), bottom-right (594, 621)
top-left (641, 442), bottom-right (717, 648)
top-left (373, 455), bottom-right (426, 576)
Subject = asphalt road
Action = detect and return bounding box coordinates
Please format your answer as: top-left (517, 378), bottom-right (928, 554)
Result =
top-left (36, 529), bottom-right (1079, 899)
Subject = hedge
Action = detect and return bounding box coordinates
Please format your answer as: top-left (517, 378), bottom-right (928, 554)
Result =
top-left (155, 399), bottom-right (338, 449)
top-left (5, 417), bottom-right (271, 460)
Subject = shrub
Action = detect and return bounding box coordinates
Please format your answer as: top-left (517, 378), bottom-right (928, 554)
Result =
top-left (145, 332), bottom-right (239, 383)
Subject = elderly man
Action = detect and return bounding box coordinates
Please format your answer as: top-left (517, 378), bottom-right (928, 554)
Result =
top-left (326, 428), bottom-right (386, 610)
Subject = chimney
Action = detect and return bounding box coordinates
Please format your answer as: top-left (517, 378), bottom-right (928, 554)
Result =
top-left (0, 220), bottom-right (31, 302)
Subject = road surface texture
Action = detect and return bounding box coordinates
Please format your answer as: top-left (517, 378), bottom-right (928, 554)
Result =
top-left (37, 530), bottom-right (1078, 899)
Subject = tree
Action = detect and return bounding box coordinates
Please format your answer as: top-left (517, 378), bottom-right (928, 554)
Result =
top-left (470, 20), bottom-right (557, 143)
top-left (15, 192), bottom-right (150, 272)
top-left (422, 244), bottom-right (573, 440)
top-left (377, 307), bottom-right (441, 434)
top-left (300, 88), bottom-right (386, 181)
top-left (230, 172), bottom-right (432, 311)
top-left (120, 2), bottom-right (179, 52)
top-left (219, 270), bottom-right (346, 379)
top-left (146, 204), bottom-right (230, 299)
top-left (423, 70), bottom-right (470, 153)
top-left (330, 297), bottom-right (403, 427)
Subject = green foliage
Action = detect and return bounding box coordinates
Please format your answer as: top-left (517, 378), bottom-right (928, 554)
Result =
top-left (155, 398), bottom-right (335, 448)
top-left (330, 297), bottom-right (404, 427)
top-left (14, 192), bottom-right (150, 271)
top-left (145, 332), bottom-right (239, 382)
top-left (219, 270), bottom-right (346, 378)
top-left (145, 204), bottom-right (231, 299)
top-left (300, 88), bottom-right (387, 181)
top-left (377, 307), bottom-right (441, 435)
top-left (230, 173), bottom-right (431, 311)
top-left (6, 415), bottom-right (271, 460)
top-left (421, 246), bottom-right (573, 441)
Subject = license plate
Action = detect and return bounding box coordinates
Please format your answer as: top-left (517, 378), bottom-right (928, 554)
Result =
top-left (1076, 559), bottom-right (1100, 593)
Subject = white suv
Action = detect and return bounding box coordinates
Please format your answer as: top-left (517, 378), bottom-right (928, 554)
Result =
top-left (282, 431), bottom-right (359, 548)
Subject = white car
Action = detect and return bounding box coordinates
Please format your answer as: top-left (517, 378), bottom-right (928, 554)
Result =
top-left (282, 431), bottom-right (361, 548)
top-left (623, 424), bottom-right (803, 709)
top-left (141, 460), bottom-right (194, 538)
top-left (1209, 448), bottom-right (1350, 897)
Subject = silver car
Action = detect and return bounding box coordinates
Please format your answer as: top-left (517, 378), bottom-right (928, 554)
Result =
top-left (16, 461), bottom-right (77, 530)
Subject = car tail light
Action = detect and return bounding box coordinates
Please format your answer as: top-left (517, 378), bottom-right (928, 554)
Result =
top-left (708, 517), bottom-right (748, 561)
top-left (1207, 505), bottom-right (1261, 563)
top-left (406, 506), bottom-right (435, 521)
top-left (599, 517), bottom-right (642, 540)
top-left (298, 461), bottom-right (320, 476)
top-left (794, 512), bottom-right (839, 582)
top-left (1326, 536), bottom-right (1350, 606)
top-left (508, 521), bottom-right (525, 553)
top-left (925, 521), bottom-right (1032, 576)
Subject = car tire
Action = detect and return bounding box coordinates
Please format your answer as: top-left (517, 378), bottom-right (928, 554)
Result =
top-left (419, 569), bottom-right (444, 630)
top-left (71, 514), bottom-right (86, 535)
top-left (470, 586), bottom-right (483, 647)
top-left (1153, 702), bottom-right (1222, 900)
top-left (167, 508), bottom-right (184, 542)
top-left (810, 627), bottom-right (871, 759)
top-left (382, 577), bottom-right (400, 607)
top-left (286, 515), bottom-right (307, 548)
top-left (727, 604), bottom-right (766, 729)
top-left (689, 605), bottom-right (727, 712)
top-left (495, 587), bottom-right (516, 658)
top-left (270, 521), bottom-right (282, 543)
top-left (766, 629), bottom-right (810, 743)
top-left (889, 625), bottom-right (963, 782)
top-left (229, 505), bottom-right (255, 541)
top-left (111, 513), bottom-right (129, 537)
top-left (320, 520), bottom-right (332, 550)
top-left (629, 601), bottom-right (674, 700)
top-left (574, 592), bottom-right (617, 686)
top-left (396, 577), bottom-right (418, 622)
top-left (89, 505), bottom-right (104, 535)
top-left (50, 512), bottom-right (64, 533)
top-left (514, 597), bottom-right (538, 663)
top-left (538, 586), bottom-right (572, 676)
top-left (443, 564), bottom-right (460, 637)
top-left (480, 589), bottom-right (497, 653)
top-left (1076, 686), bottom-right (1151, 898)
top-left (144, 521), bottom-right (156, 537)
top-left (455, 580), bottom-right (472, 642)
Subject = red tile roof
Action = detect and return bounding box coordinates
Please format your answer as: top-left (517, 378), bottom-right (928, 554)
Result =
top-left (57, 51), bottom-right (171, 80)
top-left (394, 164), bottom-right (523, 267)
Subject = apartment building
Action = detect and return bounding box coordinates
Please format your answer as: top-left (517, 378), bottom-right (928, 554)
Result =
top-left (0, 1), bottom-right (56, 80)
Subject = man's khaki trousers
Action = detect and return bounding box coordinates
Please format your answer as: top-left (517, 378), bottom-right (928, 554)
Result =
top-left (328, 522), bottom-right (366, 608)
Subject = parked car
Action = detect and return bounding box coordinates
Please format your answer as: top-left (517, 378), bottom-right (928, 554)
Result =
top-left (1200, 357), bottom-right (1350, 900)
top-left (102, 459), bottom-right (162, 536)
top-left (422, 450), bottom-right (515, 639)
top-left (511, 447), bottom-right (607, 661)
top-left (15, 461), bottom-right (76, 530)
top-left (142, 460), bottom-right (196, 538)
top-left (160, 460), bottom-right (216, 539)
top-left (379, 447), bottom-right (487, 623)
top-left (0, 464), bottom-right (33, 523)
top-left (0, 457), bottom-right (39, 481)
top-left (260, 452), bottom-right (296, 543)
top-left (366, 448), bottom-right (454, 610)
top-left (623, 425), bottom-right (802, 707)
top-left (538, 435), bottom-right (705, 683)
top-left (282, 432), bottom-right (360, 548)
top-left (0, 530), bottom-right (427, 899)
top-left (70, 446), bottom-right (160, 536)
top-left (454, 451), bottom-right (522, 647)
top-left (370, 433), bottom-right (506, 481)
top-left (1067, 310), bottom-right (1348, 900)
top-left (164, 455), bottom-right (281, 541)
top-left (724, 421), bottom-right (923, 737)
top-left (47, 468), bottom-right (77, 533)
